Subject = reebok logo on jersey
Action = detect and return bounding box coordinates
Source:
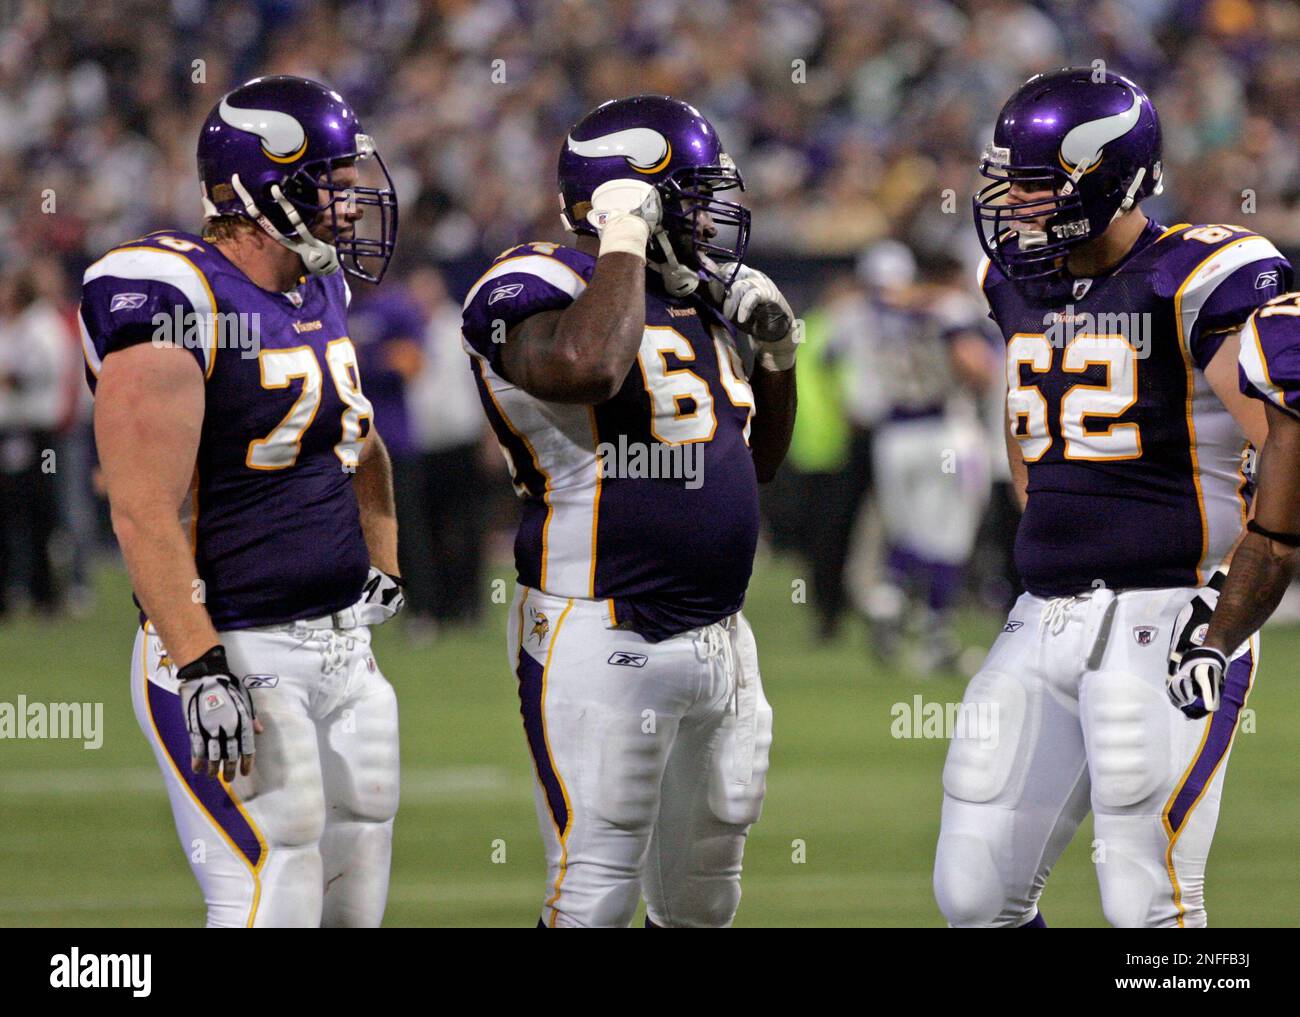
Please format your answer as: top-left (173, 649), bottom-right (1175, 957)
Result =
top-left (1003, 620), bottom-right (1024, 633)
top-left (1256, 270), bottom-right (1279, 290)
top-left (242, 674), bottom-right (279, 688)
top-left (109, 292), bottom-right (148, 312)
top-left (608, 651), bottom-right (648, 668)
top-left (488, 283), bottom-right (525, 306)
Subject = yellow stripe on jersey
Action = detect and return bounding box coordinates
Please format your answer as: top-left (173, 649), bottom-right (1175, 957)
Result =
top-left (474, 357), bottom-right (555, 587)
top-left (1239, 312), bottom-right (1294, 413)
top-left (1172, 234), bottom-right (1280, 582)
top-left (82, 246), bottom-right (221, 380)
top-left (1155, 222), bottom-right (1192, 243)
top-left (460, 252), bottom-right (588, 319)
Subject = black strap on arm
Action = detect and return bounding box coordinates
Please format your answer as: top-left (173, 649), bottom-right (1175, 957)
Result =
top-left (1247, 518), bottom-right (1300, 548)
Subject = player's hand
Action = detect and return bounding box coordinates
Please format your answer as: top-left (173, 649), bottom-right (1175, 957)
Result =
top-left (704, 259), bottom-right (798, 371)
top-left (586, 179), bottom-right (663, 235)
top-left (1166, 569), bottom-right (1226, 675)
top-left (354, 566), bottom-right (405, 626)
top-left (177, 645), bottom-right (258, 780)
top-left (1167, 646), bottom-right (1226, 719)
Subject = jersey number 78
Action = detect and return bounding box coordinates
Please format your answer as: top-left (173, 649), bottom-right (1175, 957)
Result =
top-left (246, 338), bottom-right (373, 471)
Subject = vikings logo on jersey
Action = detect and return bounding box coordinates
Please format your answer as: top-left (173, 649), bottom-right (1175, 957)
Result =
top-left (79, 229), bottom-right (374, 630)
top-left (462, 241), bottom-right (760, 642)
top-left (982, 221), bottom-right (1292, 597)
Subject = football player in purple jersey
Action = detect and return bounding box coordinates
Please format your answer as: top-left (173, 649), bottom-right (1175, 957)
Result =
top-left (933, 69), bottom-right (1292, 927)
top-left (82, 76), bottom-right (404, 926)
top-left (461, 95), bottom-right (797, 927)
top-left (1171, 294), bottom-right (1300, 713)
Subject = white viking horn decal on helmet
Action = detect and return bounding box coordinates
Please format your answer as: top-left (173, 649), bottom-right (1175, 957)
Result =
top-left (218, 96), bottom-right (308, 161)
top-left (1059, 91), bottom-right (1141, 174)
top-left (567, 128), bottom-right (671, 172)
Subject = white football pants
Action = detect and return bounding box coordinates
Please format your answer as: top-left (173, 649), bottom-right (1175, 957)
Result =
top-left (131, 615), bottom-right (400, 927)
top-left (933, 586), bottom-right (1256, 928)
top-left (507, 585), bottom-right (773, 928)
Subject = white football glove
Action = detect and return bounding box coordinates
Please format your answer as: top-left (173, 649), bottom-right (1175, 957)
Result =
top-left (1166, 569), bottom-right (1226, 676)
top-left (176, 645), bottom-right (257, 780)
top-left (704, 260), bottom-right (799, 371)
top-left (1168, 646), bottom-right (1226, 719)
top-left (353, 566), bottom-right (405, 626)
top-left (587, 179), bottom-right (663, 258)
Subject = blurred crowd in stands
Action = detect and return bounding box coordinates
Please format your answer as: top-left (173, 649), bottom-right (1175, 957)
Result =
top-left (2, 0), bottom-right (1299, 655)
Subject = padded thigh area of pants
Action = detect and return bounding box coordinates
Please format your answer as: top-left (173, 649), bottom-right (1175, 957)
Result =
top-left (1081, 669), bottom-right (1169, 811)
top-left (942, 670), bottom-right (1027, 804)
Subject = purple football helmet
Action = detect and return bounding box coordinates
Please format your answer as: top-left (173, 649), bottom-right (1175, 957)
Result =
top-left (974, 68), bottom-right (1162, 294)
top-left (197, 75), bottom-right (398, 283)
top-left (558, 95), bottom-right (750, 294)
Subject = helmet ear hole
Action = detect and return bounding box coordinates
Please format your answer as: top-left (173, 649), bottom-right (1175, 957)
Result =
top-left (281, 173), bottom-right (318, 211)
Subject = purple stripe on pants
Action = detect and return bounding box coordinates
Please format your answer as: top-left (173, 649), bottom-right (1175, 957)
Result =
top-left (1165, 647), bottom-right (1252, 834)
top-left (516, 644), bottom-right (569, 837)
top-left (147, 679), bottom-right (263, 867)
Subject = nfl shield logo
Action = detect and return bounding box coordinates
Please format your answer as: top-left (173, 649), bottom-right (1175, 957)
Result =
top-left (1133, 626), bottom-right (1157, 646)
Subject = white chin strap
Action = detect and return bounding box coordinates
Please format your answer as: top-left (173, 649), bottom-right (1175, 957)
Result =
top-left (1109, 166), bottom-right (1148, 225)
top-left (230, 173), bottom-right (340, 277)
top-left (650, 228), bottom-right (699, 297)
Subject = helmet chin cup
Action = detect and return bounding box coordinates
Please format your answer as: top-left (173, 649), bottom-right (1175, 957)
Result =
top-left (229, 173), bottom-right (339, 278)
top-left (653, 229), bottom-right (699, 297)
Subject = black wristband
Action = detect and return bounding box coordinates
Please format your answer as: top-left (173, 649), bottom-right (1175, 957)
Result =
top-left (176, 644), bottom-right (230, 682)
top-left (1247, 518), bottom-right (1300, 548)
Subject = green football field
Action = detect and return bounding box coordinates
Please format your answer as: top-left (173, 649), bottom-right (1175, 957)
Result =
top-left (2, 559), bottom-right (1297, 927)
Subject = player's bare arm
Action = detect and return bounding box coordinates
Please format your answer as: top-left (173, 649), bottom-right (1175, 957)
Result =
top-left (1203, 401), bottom-right (1300, 654)
top-left (500, 180), bottom-right (661, 404)
top-left (500, 255), bottom-right (646, 403)
top-left (96, 342), bottom-right (260, 779)
top-left (1205, 330), bottom-right (1268, 449)
top-left (354, 430), bottom-right (399, 574)
top-left (1004, 413), bottom-right (1028, 510)
top-left (95, 344), bottom-right (218, 668)
top-left (705, 257), bottom-right (800, 482)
